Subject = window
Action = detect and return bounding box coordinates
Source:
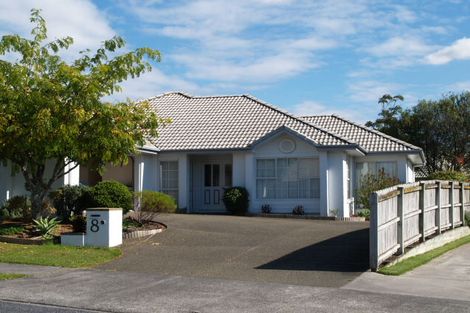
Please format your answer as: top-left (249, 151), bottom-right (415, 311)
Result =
top-left (355, 161), bottom-right (398, 189)
top-left (256, 158), bottom-right (319, 199)
top-left (161, 161), bottom-right (178, 203)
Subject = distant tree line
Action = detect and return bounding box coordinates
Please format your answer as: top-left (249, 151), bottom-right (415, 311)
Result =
top-left (366, 92), bottom-right (470, 176)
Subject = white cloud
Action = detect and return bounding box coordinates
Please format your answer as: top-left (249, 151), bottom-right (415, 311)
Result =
top-left (291, 100), bottom-right (370, 123)
top-left (0, 0), bottom-right (198, 101)
top-left (367, 36), bottom-right (434, 57)
top-left (123, 0), bottom-right (398, 86)
top-left (425, 37), bottom-right (470, 65)
top-left (448, 81), bottom-right (470, 92)
top-left (0, 0), bottom-right (115, 57)
top-left (107, 68), bottom-right (204, 102)
top-left (348, 80), bottom-right (402, 103)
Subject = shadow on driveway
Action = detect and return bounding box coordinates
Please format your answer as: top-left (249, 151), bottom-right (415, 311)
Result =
top-left (257, 228), bottom-right (369, 272)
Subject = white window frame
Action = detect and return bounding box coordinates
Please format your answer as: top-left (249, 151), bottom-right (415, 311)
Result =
top-left (160, 161), bottom-right (179, 203)
top-left (256, 157), bottom-right (320, 200)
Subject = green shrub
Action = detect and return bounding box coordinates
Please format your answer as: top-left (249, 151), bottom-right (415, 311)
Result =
top-left (0, 225), bottom-right (25, 236)
top-left (427, 171), bottom-right (470, 182)
top-left (123, 217), bottom-right (143, 231)
top-left (33, 217), bottom-right (60, 240)
top-left (50, 185), bottom-right (93, 221)
top-left (356, 209), bottom-right (370, 220)
top-left (70, 214), bottom-right (87, 233)
top-left (357, 171), bottom-right (400, 210)
top-left (135, 190), bottom-right (177, 213)
top-left (91, 180), bottom-right (133, 213)
top-left (0, 196), bottom-right (31, 220)
top-left (222, 187), bottom-right (249, 215)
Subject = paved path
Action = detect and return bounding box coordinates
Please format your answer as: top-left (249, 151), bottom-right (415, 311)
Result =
top-left (0, 264), bottom-right (469, 313)
top-left (343, 243), bottom-right (470, 302)
top-left (99, 214), bottom-right (369, 287)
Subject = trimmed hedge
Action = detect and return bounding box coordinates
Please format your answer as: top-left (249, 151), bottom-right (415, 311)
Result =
top-left (135, 190), bottom-right (177, 213)
top-left (91, 180), bottom-right (133, 213)
top-left (427, 171), bottom-right (469, 182)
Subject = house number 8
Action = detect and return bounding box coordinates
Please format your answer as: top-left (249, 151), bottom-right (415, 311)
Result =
top-left (90, 219), bottom-right (100, 232)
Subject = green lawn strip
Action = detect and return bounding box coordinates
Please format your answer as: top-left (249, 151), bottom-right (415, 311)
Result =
top-left (0, 243), bottom-right (121, 268)
top-left (379, 235), bottom-right (470, 276)
top-left (0, 273), bottom-right (29, 280)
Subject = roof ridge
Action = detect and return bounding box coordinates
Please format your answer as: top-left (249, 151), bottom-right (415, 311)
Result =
top-left (326, 115), bottom-right (422, 151)
top-left (242, 95), bottom-right (357, 146)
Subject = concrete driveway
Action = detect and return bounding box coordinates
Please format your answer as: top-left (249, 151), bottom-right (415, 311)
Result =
top-left (100, 214), bottom-right (369, 287)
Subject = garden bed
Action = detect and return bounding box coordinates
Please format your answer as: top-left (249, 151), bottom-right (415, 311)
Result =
top-left (0, 220), bottom-right (74, 245)
top-left (123, 218), bottom-right (166, 239)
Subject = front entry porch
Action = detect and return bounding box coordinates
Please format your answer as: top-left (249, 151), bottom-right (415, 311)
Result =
top-left (189, 154), bottom-right (233, 213)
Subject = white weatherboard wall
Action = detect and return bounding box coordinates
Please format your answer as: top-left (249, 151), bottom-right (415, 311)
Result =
top-left (0, 159), bottom-right (78, 204)
top-left (249, 132), bottom-right (321, 214)
top-left (232, 151), bottom-right (246, 186)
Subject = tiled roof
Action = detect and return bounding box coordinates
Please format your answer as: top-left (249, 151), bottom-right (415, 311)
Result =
top-left (144, 93), bottom-right (355, 151)
top-left (299, 115), bottom-right (422, 153)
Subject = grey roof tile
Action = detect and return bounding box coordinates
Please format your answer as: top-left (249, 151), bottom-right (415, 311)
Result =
top-left (144, 92), bottom-right (353, 151)
top-left (299, 115), bottom-right (422, 153)
top-left (140, 92), bottom-right (421, 155)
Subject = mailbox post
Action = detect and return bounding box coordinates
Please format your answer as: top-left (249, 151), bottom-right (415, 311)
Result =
top-left (85, 208), bottom-right (122, 247)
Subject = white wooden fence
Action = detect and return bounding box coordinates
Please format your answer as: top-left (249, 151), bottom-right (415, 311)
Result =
top-left (370, 180), bottom-right (470, 271)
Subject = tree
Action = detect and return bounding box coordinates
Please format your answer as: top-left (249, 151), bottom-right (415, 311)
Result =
top-left (366, 92), bottom-right (470, 174)
top-left (366, 94), bottom-right (406, 140)
top-left (0, 9), bottom-right (166, 217)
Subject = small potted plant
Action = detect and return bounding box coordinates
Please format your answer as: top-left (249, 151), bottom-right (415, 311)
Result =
top-left (292, 205), bottom-right (304, 215)
top-left (261, 204), bottom-right (272, 214)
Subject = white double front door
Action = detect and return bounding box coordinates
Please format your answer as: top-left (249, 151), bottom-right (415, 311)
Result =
top-left (191, 156), bottom-right (232, 212)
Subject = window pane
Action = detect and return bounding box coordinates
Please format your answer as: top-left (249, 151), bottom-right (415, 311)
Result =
top-left (376, 162), bottom-right (397, 178)
top-left (311, 178), bottom-right (320, 198)
top-left (257, 159), bottom-right (275, 177)
top-left (288, 181), bottom-right (298, 198)
top-left (287, 158), bottom-right (298, 181)
top-left (212, 164), bottom-right (220, 187)
top-left (161, 161), bottom-right (179, 205)
top-left (224, 164), bottom-right (232, 186)
top-left (256, 179), bottom-right (276, 199)
top-left (204, 164), bottom-right (211, 187)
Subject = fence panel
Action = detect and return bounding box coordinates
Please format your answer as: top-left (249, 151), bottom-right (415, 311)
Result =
top-left (370, 180), bottom-right (470, 271)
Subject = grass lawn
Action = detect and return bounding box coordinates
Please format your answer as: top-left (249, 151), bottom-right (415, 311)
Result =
top-left (379, 235), bottom-right (470, 276)
top-left (0, 243), bottom-right (121, 268)
top-left (0, 273), bottom-right (28, 280)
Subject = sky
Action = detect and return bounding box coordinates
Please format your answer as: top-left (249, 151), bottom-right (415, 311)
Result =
top-left (0, 0), bottom-right (469, 123)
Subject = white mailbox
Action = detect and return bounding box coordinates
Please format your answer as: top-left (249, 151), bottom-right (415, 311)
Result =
top-left (85, 208), bottom-right (122, 248)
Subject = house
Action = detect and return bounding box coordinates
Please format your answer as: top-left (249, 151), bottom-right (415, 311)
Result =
top-left (0, 92), bottom-right (425, 218)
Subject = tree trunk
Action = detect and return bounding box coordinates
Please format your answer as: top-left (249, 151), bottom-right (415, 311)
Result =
top-left (30, 187), bottom-right (47, 219)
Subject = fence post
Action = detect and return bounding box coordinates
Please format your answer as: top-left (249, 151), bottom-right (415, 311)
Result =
top-left (450, 181), bottom-right (455, 229)
top-left (369, 192), bottom-right (379, 271)
top-left (461, 182), bottom-right (465, 226)
top-left (437, 181), bottom-right (442, 234)
top-left (398, 186), bottom-right (405, 255)
top-left (419, 182), bottom-right (425, 242)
